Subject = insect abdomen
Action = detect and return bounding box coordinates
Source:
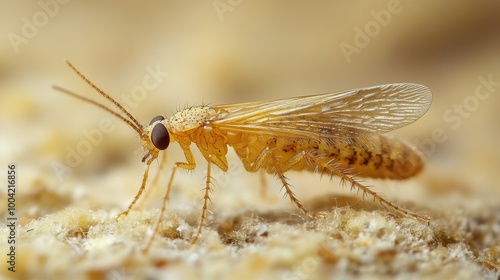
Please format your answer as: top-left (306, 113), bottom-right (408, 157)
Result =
top-left (274, 135), bottom-right (424, 179)
top-left (231, 134), bottom-right (424, 180)
top-left (316, 135), bottom-right (425, 179)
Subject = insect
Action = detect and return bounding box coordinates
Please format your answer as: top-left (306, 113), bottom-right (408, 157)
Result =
top-left (54, 60), bottom-right (432, 252)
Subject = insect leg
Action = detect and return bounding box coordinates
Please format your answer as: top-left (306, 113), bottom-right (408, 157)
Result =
top-left (270, 151), bottom-right (313, 217)
top-left (309, 155), bottom-right (430, 224)
top-left (241, 147), bottom-right (272, 172)
top-left (138, 151), bottom-right (167, 209)
top-left (117, 155), bottom-right (156, 219)
top-left (143, 147), bottom-right (197, 252)
top-left (240, 147), bottom-right (312, 216)
top-left (259, 169), bottom-right (268, 198)
top-left (191, 159), bottom-right (213, 245)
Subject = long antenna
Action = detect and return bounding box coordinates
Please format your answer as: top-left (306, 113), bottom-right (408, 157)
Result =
top-left (53, 85), bottom-right (142, 135)
top-left (63, 60), bottom-right (143, 131)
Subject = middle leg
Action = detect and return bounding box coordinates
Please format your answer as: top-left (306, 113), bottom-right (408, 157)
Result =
top-left (269, 151), bottom-right (313, 217)
top-left (240, 148), bottom-right (312, 216)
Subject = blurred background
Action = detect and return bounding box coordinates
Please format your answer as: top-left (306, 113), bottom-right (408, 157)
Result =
top-left (1, 0), bottom-right (499, 249)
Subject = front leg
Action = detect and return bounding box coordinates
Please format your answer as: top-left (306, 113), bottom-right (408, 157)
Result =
top-left (117, 155), bottom-right (157, 219)
top-left (143, 146), bottom-right (197, 252)
top-left (118, 147), bottom-right (197, 221)
top-left (176, 146), bottom-right (197, 170)
top-left (137, 151), bottom-right (167, 209)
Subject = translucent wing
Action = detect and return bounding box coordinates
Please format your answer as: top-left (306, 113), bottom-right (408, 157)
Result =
top-left (213, 83), bottom-right (432, 140)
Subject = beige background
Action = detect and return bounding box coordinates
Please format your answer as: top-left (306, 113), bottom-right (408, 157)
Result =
top-left (1, 1), bottom-right (499, 279)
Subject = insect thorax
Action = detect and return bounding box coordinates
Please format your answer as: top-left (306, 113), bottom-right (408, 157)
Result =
top-left (167, 106), bottom-right (218, 133)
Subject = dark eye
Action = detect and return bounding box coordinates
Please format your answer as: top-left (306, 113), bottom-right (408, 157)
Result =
top-left (151, 122), bottom-right (170, 150)
top-left (149, 115), bottom-right (165, 125)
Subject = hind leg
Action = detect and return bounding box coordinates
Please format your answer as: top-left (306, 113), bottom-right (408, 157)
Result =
top-left (307, 155), bottom-right (430, 224)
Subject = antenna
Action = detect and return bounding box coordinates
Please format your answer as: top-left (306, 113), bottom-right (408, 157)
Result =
top-left (52, 85), bottom-right (143, 135)
top-left (53, 60), bottom-right (143, 135)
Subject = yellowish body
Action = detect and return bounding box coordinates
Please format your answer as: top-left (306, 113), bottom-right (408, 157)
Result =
top-left (165, 104), bottom-right (424, 180)
top-left (56, 60), bottom-right (432, 252)
top-left (231, 133), bottom-right (423, 179)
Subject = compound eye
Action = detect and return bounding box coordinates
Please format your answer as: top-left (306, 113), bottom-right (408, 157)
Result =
top-left (149, 115), bottom-right (165, 125)
top-left (151, 123), bottom-right (170, 150)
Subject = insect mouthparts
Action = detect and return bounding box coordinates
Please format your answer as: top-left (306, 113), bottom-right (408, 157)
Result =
top-left (141, 152), bottom-right (151, 163)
